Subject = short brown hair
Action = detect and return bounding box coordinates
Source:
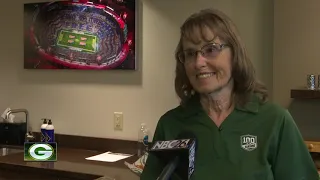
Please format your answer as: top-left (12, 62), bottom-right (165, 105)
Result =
top-left (174, 8), bottom-right (268, 106)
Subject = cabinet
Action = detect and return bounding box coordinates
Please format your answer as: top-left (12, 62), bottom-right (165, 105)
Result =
top-left (291, 89), bottom-right (320, 153)
top-left (306, 141), bottom-right (320, 153)
top-left (0, 123), bottom-right (26, 145)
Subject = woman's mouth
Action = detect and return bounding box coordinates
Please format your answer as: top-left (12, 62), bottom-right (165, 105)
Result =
top-left (196, 72), bottom-right (216, 79)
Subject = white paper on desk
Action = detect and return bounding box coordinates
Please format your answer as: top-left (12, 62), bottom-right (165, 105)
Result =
top-left (85, 151), bottom-right (133, 162)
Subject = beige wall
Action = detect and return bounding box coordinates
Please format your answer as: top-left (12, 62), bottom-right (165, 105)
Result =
top-left (274, 0), bottom-right (320, 140)
top-left (274, 0), bottom-right (320, 107)
top-left (0, 0), bottom-right (273, 141)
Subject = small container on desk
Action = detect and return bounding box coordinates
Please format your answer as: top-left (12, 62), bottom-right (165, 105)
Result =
top-left (307, 74), bottom-right (316, 90)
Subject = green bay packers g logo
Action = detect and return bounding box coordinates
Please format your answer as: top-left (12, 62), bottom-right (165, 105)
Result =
top-left (28, 144), bottom-right (54, 160)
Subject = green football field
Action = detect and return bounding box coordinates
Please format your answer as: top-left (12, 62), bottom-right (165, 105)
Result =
top-left (57, 30), bottom-right (97, 53)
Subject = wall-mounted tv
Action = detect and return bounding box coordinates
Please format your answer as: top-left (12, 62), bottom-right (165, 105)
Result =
top-left (24, 0), bottom-right (136, 70)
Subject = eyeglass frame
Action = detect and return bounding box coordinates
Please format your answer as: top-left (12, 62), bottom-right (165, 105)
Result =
top-left (177, 42), bottom-right (229, 64)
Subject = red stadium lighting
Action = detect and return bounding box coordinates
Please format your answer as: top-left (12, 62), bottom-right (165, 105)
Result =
top-left (96, 55), bottom-right (102, 61)
top-left (123, 12), bottom-right (127, 20)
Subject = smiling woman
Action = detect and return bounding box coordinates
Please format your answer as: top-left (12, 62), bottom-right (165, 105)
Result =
top-left (174, 9), bottom-right (267, 110)
top-left (140, 8), bottom-right (319, 180)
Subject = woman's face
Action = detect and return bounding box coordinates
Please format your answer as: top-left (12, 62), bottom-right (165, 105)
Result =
top-left (182, 26), bottom-right (233, 94)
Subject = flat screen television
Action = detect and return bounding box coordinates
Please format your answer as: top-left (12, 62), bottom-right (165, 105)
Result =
top-left (23, 0), bottom-right (137, 70)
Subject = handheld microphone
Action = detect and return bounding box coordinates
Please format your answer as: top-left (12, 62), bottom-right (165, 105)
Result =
top-left (149, 131), bottom-right (197, 180)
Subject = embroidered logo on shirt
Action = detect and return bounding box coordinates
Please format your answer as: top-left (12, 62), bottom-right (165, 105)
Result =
top-left (240, 134), bottom-right (257, 151)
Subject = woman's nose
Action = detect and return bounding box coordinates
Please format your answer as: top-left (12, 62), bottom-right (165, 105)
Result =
top-left (194, 52), bottom-right (207, 68)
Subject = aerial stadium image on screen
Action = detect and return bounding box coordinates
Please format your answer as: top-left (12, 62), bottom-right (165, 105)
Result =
top-left (23, 0), bottom-right (136, 70)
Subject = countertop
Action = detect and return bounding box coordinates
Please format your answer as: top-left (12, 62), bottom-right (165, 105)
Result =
top-left (0, 146), bottom-right (318, 179)
top-left (0, 147), bottom-right (140, 180)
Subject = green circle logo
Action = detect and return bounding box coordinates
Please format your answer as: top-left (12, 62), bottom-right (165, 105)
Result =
top-left (28, 144), bottom-right (54, 160)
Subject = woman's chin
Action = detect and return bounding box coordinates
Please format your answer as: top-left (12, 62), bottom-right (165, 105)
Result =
top-left (194, 86), bottom-right (219, 94)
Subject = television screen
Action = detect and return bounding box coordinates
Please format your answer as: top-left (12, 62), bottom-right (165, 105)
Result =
top-left (23, 0), bottom-right (136, 70)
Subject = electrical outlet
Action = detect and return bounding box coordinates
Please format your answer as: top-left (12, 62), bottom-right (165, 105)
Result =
top-left (114, 112), bottom-right (123, 131)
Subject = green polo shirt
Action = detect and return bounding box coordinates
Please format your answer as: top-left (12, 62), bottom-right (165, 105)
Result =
top-left (140, 93), bottom-right (319, 180)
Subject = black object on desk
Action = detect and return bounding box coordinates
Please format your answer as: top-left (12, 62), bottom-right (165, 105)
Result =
top-left (0, 122), bottom-right (26, 146)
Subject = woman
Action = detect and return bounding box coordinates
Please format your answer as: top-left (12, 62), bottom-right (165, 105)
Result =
top-left (140, 8), bottom-right (319, 180)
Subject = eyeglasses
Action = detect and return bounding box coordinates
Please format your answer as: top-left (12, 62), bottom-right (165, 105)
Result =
top-left (177, 43), bottom-right (228, 64)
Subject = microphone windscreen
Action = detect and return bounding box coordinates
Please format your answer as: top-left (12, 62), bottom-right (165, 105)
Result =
top-left (149, 131), bottom-right (197, 154)
top-left (176, 131), bottom-right (198, 149)
top-left (149, 131), bottom-right (197, 179)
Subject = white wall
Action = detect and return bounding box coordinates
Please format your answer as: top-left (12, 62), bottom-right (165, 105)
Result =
top-left (0, 0), bottom-right (273, 141)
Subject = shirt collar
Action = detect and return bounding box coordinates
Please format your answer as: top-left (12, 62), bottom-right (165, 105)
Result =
top-left (235, 94), bottom-right (260, 113)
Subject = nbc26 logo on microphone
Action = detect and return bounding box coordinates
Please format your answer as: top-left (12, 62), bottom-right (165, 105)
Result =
top-left (24, 142), bottom-right (57, 161)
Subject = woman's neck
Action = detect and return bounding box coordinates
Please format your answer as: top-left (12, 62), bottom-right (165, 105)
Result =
top-left (200, 79), bottom-right (234, 123)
